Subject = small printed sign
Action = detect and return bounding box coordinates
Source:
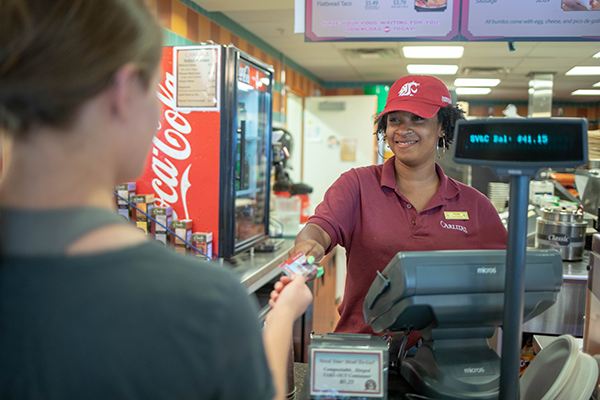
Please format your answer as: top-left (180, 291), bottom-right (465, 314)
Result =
top-left (174, 46), bottom-right (220, 110)
top-left (310, 349), bottom-right (383, 397)
top-left (444, 211), bottom-right (469, 220)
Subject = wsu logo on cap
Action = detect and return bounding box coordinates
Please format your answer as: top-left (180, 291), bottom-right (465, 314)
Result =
top-left (398, 81), bottom-right (420, 97)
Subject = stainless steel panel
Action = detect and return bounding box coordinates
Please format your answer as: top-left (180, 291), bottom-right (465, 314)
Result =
top-left (522, 256), bottom-right (589, 336)
top-left (522, 280), bottom-right (586, 336)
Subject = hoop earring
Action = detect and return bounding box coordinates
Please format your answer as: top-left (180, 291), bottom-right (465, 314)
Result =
top-left (436, 136), bottom-right (446, 159)
top-left (376, 134), bottom-right (391, 161)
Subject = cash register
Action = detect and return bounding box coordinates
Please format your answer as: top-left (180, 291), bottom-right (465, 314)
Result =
top-left (364, 249), bottom-right (563, 399)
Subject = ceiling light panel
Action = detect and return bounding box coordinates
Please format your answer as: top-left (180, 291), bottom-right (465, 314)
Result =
top-left (455, 88), bottom-right (492, 95)
top-left (454, 78), bottom-right (500, 87)
top-left (593, 81), bottom-right (600, 87)
top-left (566, 66), bottom-right (600, 75)
top-left (403, 46), bottom-right (464, 59)
top-left (571, 89), bottom-right (600, 95)
top-left (406, 64), bottom-right (458, 75)
top-left (593, 51), bottom-right (600, 58)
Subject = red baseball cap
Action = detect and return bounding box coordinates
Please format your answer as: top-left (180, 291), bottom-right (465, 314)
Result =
top-left (379, 75), bottom-right (452, 119)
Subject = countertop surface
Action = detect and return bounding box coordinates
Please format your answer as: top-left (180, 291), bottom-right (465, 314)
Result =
top-left (229, 239), bottom-right (591, 294)
top-left (561, 252), bottom-right (590, 281)
top-left (230, 238), bottom-right (294, 294)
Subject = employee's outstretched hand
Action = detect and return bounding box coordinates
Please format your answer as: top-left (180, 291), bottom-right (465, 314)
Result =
top-left (287, 239), bottom-right (325, 265)
top-left (287, 223), bottom-right (331, 263)
top-left (267, 274), bottom-right (313, 323)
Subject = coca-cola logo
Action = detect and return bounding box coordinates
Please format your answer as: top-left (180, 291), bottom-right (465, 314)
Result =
top-left (548, 233), bottom-right (571, 245)
top-left (152, 71), bottom-right (193, 219)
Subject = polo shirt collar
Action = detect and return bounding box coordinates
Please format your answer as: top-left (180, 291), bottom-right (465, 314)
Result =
top-left (380, 157), bottom-right (397, 190)
top-left (433, 162), bottom-right (460, 202)
top-left (379, 157), bottom-right (461, 206)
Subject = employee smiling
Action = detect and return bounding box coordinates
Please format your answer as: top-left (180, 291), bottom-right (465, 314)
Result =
top-left (289, 75), bottom-right (507, 343)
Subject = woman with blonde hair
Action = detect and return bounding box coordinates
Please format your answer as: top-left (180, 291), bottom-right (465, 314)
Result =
top-left (0, 1), bottom-right (311, 398)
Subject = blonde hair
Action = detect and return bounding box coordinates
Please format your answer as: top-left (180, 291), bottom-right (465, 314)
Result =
top-left (0, 0), bottom-right (163, 135)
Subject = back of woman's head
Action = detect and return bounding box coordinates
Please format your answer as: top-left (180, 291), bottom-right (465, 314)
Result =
top-left (0, 0), bottom-right (163, 136)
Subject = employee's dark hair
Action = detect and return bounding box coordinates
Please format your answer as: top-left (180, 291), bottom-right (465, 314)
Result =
top-left (0, 0), bottom-right (163, 136)
top-left (374, 104), bottom-right (465, 149)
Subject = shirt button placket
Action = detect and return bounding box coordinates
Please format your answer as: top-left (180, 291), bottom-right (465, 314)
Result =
top-left (406, 204), bottom-right (417, 226)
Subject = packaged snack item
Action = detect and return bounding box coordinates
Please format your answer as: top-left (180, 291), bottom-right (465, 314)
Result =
top-left (191, 232), bottom-right (213, 260)
top-left (115, 182), bottom-right (136, 220)
top-left (131, 194), bottom-right (154, 234)
top-left (279, 252), bottom-right (322, 280)
top-left (151, 207), bottom-right (173, 245)
top-left (520, 337), bottom-right (536, 377)
top-left (170, 219), bottom-right (193, 254)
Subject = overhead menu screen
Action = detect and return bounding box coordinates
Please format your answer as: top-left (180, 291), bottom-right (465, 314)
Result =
top-left (305, 0), bottom-right (460, 41)
top-left (453, 118), bottom-right (587, 166)
top-left (461, 0), bottom-right (600, 40)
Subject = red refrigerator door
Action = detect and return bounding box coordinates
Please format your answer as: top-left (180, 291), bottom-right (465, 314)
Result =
top-left (136, 46), bottom-right (222, 256)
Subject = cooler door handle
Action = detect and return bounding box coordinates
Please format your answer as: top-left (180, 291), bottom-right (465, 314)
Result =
top-left (237, 120), bottom-right (246, 188)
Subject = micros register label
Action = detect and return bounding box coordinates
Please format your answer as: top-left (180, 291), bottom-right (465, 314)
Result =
top-left (310, 349), bottom-right (383, 397)
top-left (444, 212), bottom-right (469, 220)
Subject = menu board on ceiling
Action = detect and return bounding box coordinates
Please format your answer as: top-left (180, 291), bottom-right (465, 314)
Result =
top-left (305, 0), bottom-right (461, 42)
top-left (462, 0), bottom-right (600, 40)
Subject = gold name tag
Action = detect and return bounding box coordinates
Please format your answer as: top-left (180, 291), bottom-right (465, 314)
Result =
top-left (444, 212), bottom-right (469, 220)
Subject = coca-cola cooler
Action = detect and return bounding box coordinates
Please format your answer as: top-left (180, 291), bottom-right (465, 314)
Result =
top-left (136, 45), bottom-right (273, 259)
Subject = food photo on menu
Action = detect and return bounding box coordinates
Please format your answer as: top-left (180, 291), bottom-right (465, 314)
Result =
top-left (561, 0), bottom-right (600, 10)
top-left (414, 0), bottom-right (448, 11)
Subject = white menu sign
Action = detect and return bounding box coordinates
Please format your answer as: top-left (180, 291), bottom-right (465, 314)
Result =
top-left (310, 349), bottom-right (384, 397)
top-left (462, 0), bottom-right (600, 40)
top-left (174, 47), bottom-right (221, 110)
top-left (306, 0), bottom-right (460, 41)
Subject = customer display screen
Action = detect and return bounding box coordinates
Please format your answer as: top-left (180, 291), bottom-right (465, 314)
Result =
top-left (453, 118), bottom-right (587, 166)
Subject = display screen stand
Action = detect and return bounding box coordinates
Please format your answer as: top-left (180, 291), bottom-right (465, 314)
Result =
top-left (453, 118), bottom-right (588, 400)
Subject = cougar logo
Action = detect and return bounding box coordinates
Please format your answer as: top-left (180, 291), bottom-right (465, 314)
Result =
top-left (398, 81), bottom-right (420, 97)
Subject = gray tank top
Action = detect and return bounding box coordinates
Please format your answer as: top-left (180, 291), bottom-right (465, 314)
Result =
top-left (0, 207), bottom-right (128, 256)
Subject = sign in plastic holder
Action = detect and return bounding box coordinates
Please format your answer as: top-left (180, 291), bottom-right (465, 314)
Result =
top-left (309, 334), bottom-right (388, 399)
top-left (173, 46), bottom-right (221, 111)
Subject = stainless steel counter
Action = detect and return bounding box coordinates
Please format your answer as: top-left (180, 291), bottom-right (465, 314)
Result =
top-left (522, 250), bottom-right (590, 336)
top-left (562, 256), bottom-right (590, 282)
top-left (231, 238), bottom-right (295, 294)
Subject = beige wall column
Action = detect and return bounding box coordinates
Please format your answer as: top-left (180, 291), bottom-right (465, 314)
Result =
top-left (528, 73), bottom-right (554, 118)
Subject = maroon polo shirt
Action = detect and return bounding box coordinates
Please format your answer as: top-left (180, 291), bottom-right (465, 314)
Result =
top-left (307, 157), bottom-right (508, 335)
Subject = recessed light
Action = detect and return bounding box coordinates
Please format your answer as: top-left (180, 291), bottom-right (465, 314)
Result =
top-left (593, 51), bottom-right (600, 58)
top-left (403, 46), bottom-right (464, 59)
top-left (454, 78), bottom-right (500, 87)
top-left (593, 81), bottom-right (600, 87)
top-left (455, 88), bottom-right (491, 95)
top-left (406, 64), bottom-right (458, 75)
top-left (571, 89), bottom-right (600, 95)
top-left (566, 66), bottom-right (600, 75)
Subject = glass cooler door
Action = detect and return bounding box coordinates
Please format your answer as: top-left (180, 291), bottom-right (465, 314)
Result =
top-left (234, 57), bottom-right (272, 251)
